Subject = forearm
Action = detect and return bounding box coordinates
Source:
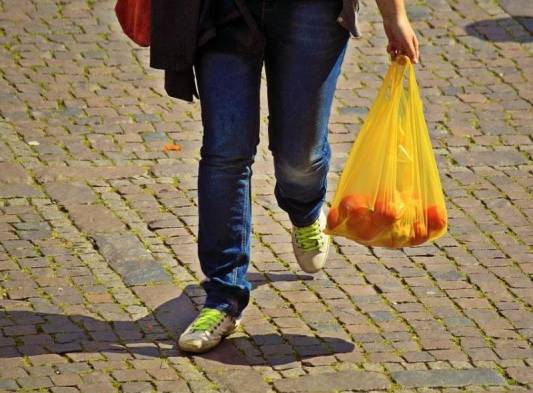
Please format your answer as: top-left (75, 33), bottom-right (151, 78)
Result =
top-left (375, 0), bottom-right (419, 63)
top-left (375, 0), bottom-right (408, 22)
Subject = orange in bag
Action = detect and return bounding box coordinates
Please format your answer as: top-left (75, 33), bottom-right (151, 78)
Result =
top-left (410, 221), bottom-right (429, 246)
top-left (426, 205), bottom-right (447, 235)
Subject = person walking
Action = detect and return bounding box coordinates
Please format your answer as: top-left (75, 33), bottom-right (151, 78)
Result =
top-left (151, 0), bottom-right (419, 353)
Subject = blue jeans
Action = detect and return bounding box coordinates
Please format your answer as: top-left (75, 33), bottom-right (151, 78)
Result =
top-left (195, 0), bottom-right (349, 317)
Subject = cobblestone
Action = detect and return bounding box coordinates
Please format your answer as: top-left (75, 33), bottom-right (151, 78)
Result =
top-left (0, 0), bottom-right (531, 392)
top-left (391, 368), bottom-right (506, 388)
top-left (273, 370), bottom-right (390, 392)
top-left (92, 233), bottom-right (171, 286)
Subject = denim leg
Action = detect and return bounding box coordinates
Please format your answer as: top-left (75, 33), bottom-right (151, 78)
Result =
top-left (264, 0), bottom-right (349, 227)
top-left (195, 45), bottom-right (262, 317)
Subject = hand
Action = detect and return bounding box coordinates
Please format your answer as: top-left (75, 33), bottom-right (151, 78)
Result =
top-left (383, 17), bottom-right (419, 64)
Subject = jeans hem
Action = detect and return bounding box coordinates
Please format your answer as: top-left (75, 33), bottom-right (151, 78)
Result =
top-left (204, 301), bottom-right (230, 313)
top-left (292, 213), bottom-right (320, 228)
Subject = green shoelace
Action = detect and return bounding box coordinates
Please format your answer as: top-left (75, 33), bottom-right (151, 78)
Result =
top-left (190, 308), bottom-right (225, 332)
top-left (294, 219), bottom-right (324, 251)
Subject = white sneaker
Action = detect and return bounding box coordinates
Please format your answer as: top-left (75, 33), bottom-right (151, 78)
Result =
top-left (178, 307), bottom-right (240, 353)
top-left (291, 210), bottom-right (330, 273)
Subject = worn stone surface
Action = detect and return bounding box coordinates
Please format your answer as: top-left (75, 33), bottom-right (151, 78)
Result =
top-left (34, 165), bottom-right (147, 183)
top-left (0, 162), bottom-right (31, 183)
top-left (506, 367), bottom-right (533, 384)
top-left (0, 0), bottom-right (531, 392)
top-left (273, 370), bottom-right (390, 392)
top-left (151, 163), bottom-right (194, 178)
top-left (67, 205), bottom-right (125, 233)
top-left (0, 184), bottom-right (43, 197)
top-left (500, 0), bottom-right (533, 17)
top-left (208, 369), bottom-right (272, 393)
top-left (45, 182), bottom-right (97, 205)
top-left (391, 368), bottom-right (506, 388)
top-left (452, 150), bottom-right (529, 167)
top-left (93, 234), bottom-right (171, 286)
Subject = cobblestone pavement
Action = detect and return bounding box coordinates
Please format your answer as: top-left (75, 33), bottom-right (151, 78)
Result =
top-left (0, 0), bottom-right (531, 392)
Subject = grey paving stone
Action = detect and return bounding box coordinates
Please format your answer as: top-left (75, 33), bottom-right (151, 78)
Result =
top-left (13, 221), bottom-right (51, 231)
top-left (121, 381), bottom-right (153, 393)
top-left (151, 162), bottom-right (195, 177)
top-left (0, 162), bottom-right (30, 183)
top-left (67, 205), bottom-right (125, 233)
top-left (34, 165), bottom-right (147, 183)
top-left (452, 150), bottom-right (528, 167)
top-left (1, 0), bottom-right (532, 391)
top-left (0, 184), bottom-right (42, 197)
top-left (368, 310), bottom-right (396, 322)
top-left (208, 369), bottom-right (271, 393)
top-left (432, 271), bottom-right (465, 281)
top-left (142, 131), bottom-right (168, 142)
top-left (0, 378), bottom-right (18, 390)
top-left (17, 375), bottom-right (54, 389)
top-left (154, 379), bottom-right (191, 392)
top-left (500, 0), bottom-right (533, 17)
top-left (506, 366), bottom-right (533, 384)
top-left (45, 182), bottom-right (97, 204)
top-left (273, 370), bottom-right (390, 392)
top-left (92, 233), bottom-right (171, 286)
top-left (391, 368), bottom-right (506, 388)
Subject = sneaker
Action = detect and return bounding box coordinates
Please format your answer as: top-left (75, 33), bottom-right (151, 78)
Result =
top-left (291, 210), bottom-right (330, 273)
top-left (178, 307), bottom-right (240, 353)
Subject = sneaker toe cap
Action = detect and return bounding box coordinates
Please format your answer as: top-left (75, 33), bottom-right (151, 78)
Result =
top-left (179, 337), bottom-right (205, 352)
top-left (299, 254), bottom-right (327, 273)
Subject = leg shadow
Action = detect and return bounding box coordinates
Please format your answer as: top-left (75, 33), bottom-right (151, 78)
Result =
top-left (0, 272), bottom-right (355, 366)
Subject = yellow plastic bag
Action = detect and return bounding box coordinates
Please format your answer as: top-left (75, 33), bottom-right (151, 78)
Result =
top-left (325, 57), bottom-right (447, 248)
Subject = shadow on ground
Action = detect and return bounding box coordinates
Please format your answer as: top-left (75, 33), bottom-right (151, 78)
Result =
top-left (0, 272), bottom-right (355, 365)
top-left (465, 16), bottom-right (532, 43)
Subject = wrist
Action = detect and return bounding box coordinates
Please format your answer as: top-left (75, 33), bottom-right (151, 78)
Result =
top-left (383, 13), bottom-right (408, 25)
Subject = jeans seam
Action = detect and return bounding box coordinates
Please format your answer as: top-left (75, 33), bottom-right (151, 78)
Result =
top-left (235, 174), bottom-right (250, 288)
top-left (241, 175), bottom-right (249, 266)
top-left (232, 269), bottom-right (237, 286)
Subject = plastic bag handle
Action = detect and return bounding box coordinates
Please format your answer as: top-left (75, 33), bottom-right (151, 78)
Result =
top-left (383, 55), bottom-right (411, 101)
top-left (390, 55), bottom-right (420, 98)
top-left (391, 55), bottom-right (413, 80)
top-left (393, 55), bottom-right (410, 66)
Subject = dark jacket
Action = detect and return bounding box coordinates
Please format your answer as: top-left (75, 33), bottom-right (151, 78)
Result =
top-left (150, 0), bottom-right (360, 102)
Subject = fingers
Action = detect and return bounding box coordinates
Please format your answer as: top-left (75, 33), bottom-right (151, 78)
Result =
top-left (403, 37), bottom-right (417, 64)
top-left (412, 34), bottom-right (420, 64)
top-left (398, 38), bottom-right (418, 64)
top-left (387, 43), bottom-right (396, 57)
top-left (387, 42), bottom-right (403, 60)
top-left (387, 40), bottom-right (419, 65)
top-left (387, 44), bottom-right (398, 62)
